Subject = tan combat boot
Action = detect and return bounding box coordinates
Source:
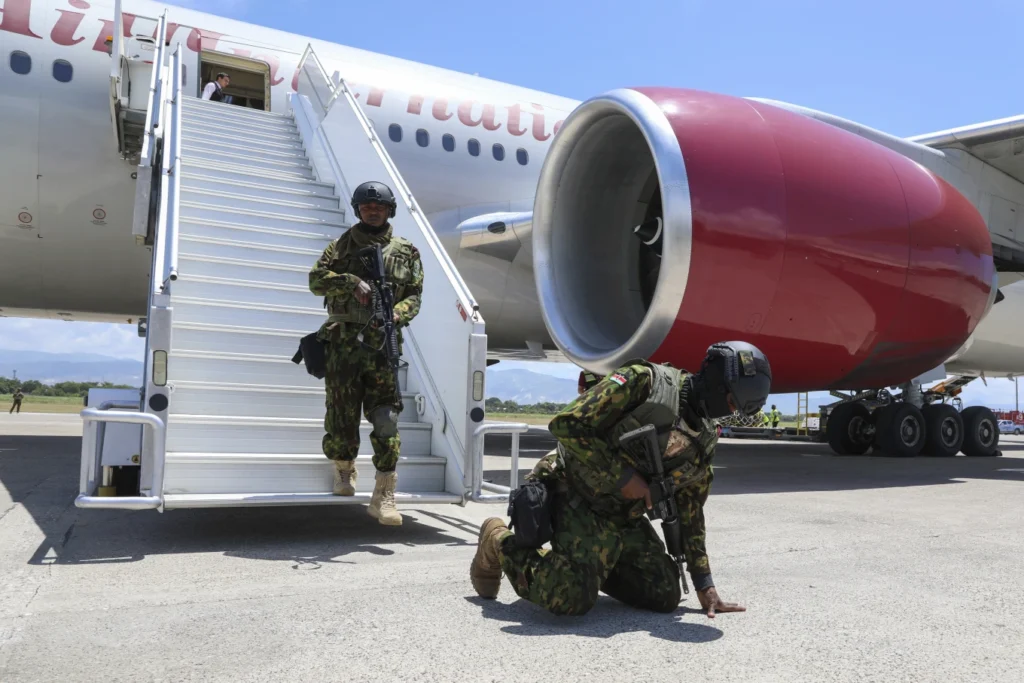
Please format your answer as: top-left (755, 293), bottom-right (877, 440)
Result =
top-left (470, 517), bottom-right (509, 599)
top-left (368, 470), bottom-right (402, 525)
top-left (332, 460), bottom-right (357, 496)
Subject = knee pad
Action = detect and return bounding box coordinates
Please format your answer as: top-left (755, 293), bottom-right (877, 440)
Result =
top-left (369, 405), bottom-right (399, 438)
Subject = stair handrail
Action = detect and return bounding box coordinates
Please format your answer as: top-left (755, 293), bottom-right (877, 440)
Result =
top-left (295, 45), bottom-right (480, 316)
top-left (161, 45), bottom-right (184, 289)
top-left (76, 408), bottom-right (167, 511)
top-left (138, 12), bottom-right (168, 167)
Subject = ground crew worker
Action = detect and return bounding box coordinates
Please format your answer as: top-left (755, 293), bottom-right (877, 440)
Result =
top-left (9, 389), bottom-right (23, 414)
top-left (759, 410), bottom-right (770, 427)
top-left (470, 341), bottom-right (772, 618)
top-left (769, 404), bottom-right (781, 428)
top-left (309, 181), bottom-right (424, 526)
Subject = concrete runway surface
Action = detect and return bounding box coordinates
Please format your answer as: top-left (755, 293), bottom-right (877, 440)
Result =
top-left (2, 413), bottom-right (1023, 682)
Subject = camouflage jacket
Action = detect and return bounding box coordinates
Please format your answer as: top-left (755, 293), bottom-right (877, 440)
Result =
top-left (541, 360), bottom-right (718, 580)
top-left (308, 222), bottom-right (424, 345)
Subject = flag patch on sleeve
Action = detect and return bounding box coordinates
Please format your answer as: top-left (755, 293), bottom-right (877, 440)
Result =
top-left (609, 373), bottom-right (627, 386)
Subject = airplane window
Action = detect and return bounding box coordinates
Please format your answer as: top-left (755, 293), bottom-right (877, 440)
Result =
top-left (492, 144), bottom-right (505, 161)
top-left (416, 129), bottom-right (429, 147)
top-left (52, 59), bottom-right (73, 83)
top-left (9, 51), bottom-right (31, 75)
top-left (516, 148), bottom-right (529, 166)
top-left (442, 134), bottom-right (455, 152)
top-left (468, 139), bottom-right (480, 157)
top-left (388, 124), bottom-right (402, 142)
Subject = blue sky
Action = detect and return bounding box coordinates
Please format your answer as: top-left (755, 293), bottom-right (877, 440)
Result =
top-left (3, 0), bottom-right (1023, 412)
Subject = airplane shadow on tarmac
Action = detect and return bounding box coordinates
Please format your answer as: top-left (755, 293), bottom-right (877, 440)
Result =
top-left (4, 433), bottom-right (1024, 568)
top-left (466, 595), bottom-right (724, 643)
top-left (0, 435), bottom-right (472, 568)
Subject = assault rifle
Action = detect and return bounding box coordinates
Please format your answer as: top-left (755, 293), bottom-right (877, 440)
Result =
top-left (617, 423), bottom-right (689, 596)
top-left (357, 244), bottom-right (402, 404)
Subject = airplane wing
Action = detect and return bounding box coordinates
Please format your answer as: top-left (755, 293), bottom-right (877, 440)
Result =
top-left (909, 114), bottom-right (1024, 185)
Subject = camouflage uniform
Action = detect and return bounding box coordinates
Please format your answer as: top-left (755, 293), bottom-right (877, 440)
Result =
top-left (10, 390), bottom-right (23, 414)
top-left (309, 222), bottom-right (423, 473)
top-left (496, 361), bottom-right (718, 616)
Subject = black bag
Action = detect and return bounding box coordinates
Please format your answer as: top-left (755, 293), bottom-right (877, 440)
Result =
top-left (506, 479), bottom-right (554, 549)
top-left (291, 332), bottom-right (327, 380)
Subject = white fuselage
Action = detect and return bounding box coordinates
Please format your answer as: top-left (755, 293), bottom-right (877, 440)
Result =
top-left (1, 0), bottom-right (1022, 376)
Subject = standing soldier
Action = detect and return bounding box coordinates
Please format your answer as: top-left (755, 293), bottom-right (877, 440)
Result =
top-left (309, 181), bottom-right (424, 526)
top-left (470, 342), bottom-right (772, 617)
top-left (9, 388), bottom-right (23, 414)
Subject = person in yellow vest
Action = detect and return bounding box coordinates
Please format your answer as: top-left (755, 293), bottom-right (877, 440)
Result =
top-left (769, 405), bottom-right (782, 428)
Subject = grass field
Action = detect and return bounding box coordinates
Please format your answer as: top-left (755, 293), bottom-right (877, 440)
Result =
top-left (485, 412), bottom-right (555, 426)
top-left (1, 394), bottom-right (84, 414)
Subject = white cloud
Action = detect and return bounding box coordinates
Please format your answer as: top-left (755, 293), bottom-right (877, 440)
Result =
top-left (0, 319), bottom-right (144, 360)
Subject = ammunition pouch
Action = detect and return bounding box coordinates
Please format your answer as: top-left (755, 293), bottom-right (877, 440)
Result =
top-left (291, 332), bottom-right (327, 380)
top-left (506, 479), bottom-right (555, 549)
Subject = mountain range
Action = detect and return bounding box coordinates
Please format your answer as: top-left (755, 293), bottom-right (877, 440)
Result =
top-left (485, 368), bottom-right (577, 404)
top-left (0, 349), bottom-right (144, 386)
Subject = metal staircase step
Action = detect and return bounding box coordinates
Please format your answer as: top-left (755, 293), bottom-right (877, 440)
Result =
top-left (171, 298), bottom-right (324, 341)
top-left (182, 147), bottom-right (313, 174)
top-left (183, 156), bottom-right (315, 181)
top-left (161, 491), bottom-right (462, 509)
top-left (180, 173), bottom-right (340, 208)
top-left (171, 321), bottom-right (313, 357)
top-left (181, 128), bottom-right (304, 154)
top-left (180, 188), bottom-right (347, 223)
top-left (179, 232), bottom-right (326, 266)
top-left (181, 106), bottom-right (299, 134)
top-left (182, 97), bottom-right (294, 121)
top-left (181, 165), bottom-right (331, 194)
top-left (177, 253), bottom-right (309, 286)
top-left (165, 415), bottom-right (433, 456)
top-left (184, 120), bottom-right (301, 146)
top-left (169, 381), bottom-right (419, 418)
top-left (178, 218), bottom-right (340, 250)
top-left (162, 452), bottom-right (446, 498)
top-left (174, 274), bottom-right (325, 310)
top-left (182, 140), bottom-right (310, 165)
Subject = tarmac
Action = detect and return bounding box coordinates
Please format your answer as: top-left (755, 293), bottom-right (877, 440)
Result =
top-left (2, 412), bottom-right (1023, 682)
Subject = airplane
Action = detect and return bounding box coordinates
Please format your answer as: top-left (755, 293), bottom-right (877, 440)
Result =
top-left (2, 0), bottom-right (1024, 462)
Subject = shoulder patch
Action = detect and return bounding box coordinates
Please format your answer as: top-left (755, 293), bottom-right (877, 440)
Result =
top-left (608, 373), bottom-right (628, 386)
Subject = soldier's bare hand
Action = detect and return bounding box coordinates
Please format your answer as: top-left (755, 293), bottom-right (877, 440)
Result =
top-left (393, 312), bottom-right (400, 325)
top-left (353, 280), bottom-right (372, 305)
top-left (697, 587), bottom-right (745, 619)
top-left (620, 473), bottom-right (653, 509)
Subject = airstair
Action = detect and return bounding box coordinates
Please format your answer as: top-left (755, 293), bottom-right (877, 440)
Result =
top-left (77, 7), bottom-right (525, 512)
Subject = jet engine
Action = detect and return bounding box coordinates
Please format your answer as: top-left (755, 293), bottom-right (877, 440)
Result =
top-left (532, 87), bottom-right (995, 393)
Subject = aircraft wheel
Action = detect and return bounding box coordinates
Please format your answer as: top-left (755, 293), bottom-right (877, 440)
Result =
top-left (875, 403), bottom-right (925, 457)
top-left (826, 402), bottom-right (873, 455)
top-left (921, 404), bottom-right (963, 457)
top-left (960, 406), bottom-right (1000, 457)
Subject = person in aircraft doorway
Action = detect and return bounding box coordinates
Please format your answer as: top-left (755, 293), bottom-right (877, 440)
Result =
top-left (309, 181), bottom-right (424, 526)
top-left (201, 72), bottom-right (230, 102)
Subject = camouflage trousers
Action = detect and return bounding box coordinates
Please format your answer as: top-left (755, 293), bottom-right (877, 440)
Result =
top-left (322, 336), bottom-right (402, 472)
top-left (498, 495), bottom-right (681, 616)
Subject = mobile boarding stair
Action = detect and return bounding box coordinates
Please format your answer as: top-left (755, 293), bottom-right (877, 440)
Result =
top-left (77, 9), bottom-right (526, 512)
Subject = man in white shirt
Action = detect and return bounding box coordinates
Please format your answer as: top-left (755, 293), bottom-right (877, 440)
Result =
top-left (201, 72), bottom-right (230, 102)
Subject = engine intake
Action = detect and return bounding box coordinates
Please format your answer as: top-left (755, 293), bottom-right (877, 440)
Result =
top-left (533, 87), bottom-right (995, 392)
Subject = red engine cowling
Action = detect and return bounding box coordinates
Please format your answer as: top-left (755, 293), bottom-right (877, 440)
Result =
top-left (532, 87), bottom-right (995, 393)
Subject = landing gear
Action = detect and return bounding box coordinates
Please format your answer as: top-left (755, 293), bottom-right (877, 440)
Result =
top-left (960, 406), bottom-right (999, 457)
top-left (822, 375), bottom-right (999, 458)
top-left (826, 402), bottom-right (873, 455)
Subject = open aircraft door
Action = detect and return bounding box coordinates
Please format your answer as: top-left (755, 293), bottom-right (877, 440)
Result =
top-left (196, 50), bottom-right (273, 111)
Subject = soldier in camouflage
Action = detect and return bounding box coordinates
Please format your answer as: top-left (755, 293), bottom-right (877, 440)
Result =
top-left (309, 181), bottom-right (424, 526)
top-left (470, 342), bottom-right (772, 617)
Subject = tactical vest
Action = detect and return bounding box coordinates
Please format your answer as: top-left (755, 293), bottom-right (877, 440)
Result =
top-left (560, 360), bottom-right (719, 517)
top-left (325, 237), bottom-right (417, 327)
